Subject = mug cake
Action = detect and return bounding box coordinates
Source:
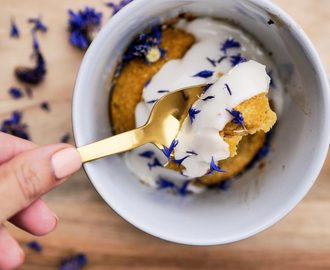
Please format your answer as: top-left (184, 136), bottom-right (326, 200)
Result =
top-left (110, 17), bottom-right (281, 194)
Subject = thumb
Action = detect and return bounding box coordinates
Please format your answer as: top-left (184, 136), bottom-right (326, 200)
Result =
top-left (0, 144), bottom-right (82, 224)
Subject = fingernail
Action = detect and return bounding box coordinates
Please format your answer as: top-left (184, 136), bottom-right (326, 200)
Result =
top-left (53, 213), bottom-right (59, 229)
top-left (51, 148), bottom-right (82, 180)
top-left (19, 246), bottom-right (25, 262)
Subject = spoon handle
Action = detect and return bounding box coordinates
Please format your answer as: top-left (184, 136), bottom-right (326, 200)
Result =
top-left (77, 125), bottom-right (150, 163)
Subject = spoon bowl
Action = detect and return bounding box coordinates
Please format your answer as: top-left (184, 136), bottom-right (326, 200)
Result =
top-left (77, 84), bottom-right (205, 163)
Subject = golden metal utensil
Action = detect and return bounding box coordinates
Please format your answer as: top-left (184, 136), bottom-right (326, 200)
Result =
top-left (77, 84), bottom-right (206, 163)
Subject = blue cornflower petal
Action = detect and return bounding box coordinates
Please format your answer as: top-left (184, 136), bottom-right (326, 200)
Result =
top-left (188, 104), bottom-right (201, 125)
top-left (206, 57), bottom-right (216, 67)
top-left (148, 157), bottom-right (163, 170)
top-left (217, 55), bottom-right (227, 63)
top-left (1, 111), bottom-right (30, 140)
top-left (201, 95), bottom-right (215, 101)
top-left (224, 83), bottom-right (232, 95)
top-left (256, 145), bottom-right (269, 160)
top-left (203, 83), bottom-right (212, 94)
top-left (156, 177), bottom-right (176, 190)
top-left (28, 17), bottom-right (47, 32)
top-left (192, 70), bottom-right (214, 78)
top-left (186, 150), bottom-right (198, 156)
top-left (123, 24), bottom-right (164, 64)
top-left (205, 157), bottom-right (228, 175)
top-left (32, 33), bottom-right (39, 50)
top-left (220, 179), bottom-right (231, 190)
top-left (59, 253), bottom-right (87, 270)
top-left (162, 139), bottom-right (178, 161)
top-left (225, 108), bottom-right (246, 129)
top-left (268, 70), bottom-right (276, 88)
top-left (230, 53), bottom-right (246, 67)
top-left (15, 34), bottom-right (46, 85)
top-left (67, 7), bottom-right (103, 50)
top-left (27, 240), bottom-right (42, 253)
top-left (105, 0), bottom-right (134, 15)
top-left (61, 133), bottom-right (70, 143)
top-left (138, 151), bottom-right (154, 158)
top-left (9, 87), bottom-right (23, 99)
top-left (177, 181), bottom-right (192, 196)
top-left (41, 101), bottom-right (50, 111)
top-left (159, 47), bottom-right (167, 59)
top-left (10, 19), bottom-right (19, 38)
top-left (146, 99), bottom-right (159, 104)
top-left (157, 90), bottom-right (169, 93)
top-left (220, 38), bottom-right (240, 54)
top-left (144, 79), bottom-right (151, 88)
top-left (173, 155), bottom-right (189, 167)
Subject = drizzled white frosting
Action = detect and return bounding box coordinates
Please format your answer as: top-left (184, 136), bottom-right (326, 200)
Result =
top-left (174, 60), bottom-right (270, 177)
top-left (123, 18), bottom-right (282, 190)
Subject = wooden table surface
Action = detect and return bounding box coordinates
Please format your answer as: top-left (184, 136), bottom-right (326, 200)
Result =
top-left (1, 0), bottom-right (330, 269)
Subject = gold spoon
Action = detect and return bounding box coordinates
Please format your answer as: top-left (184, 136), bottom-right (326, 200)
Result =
top-left (77, 84), bottom-right (206, 163)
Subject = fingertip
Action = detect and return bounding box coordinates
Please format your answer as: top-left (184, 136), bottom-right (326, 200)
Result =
top-left (51, 147), bottom-right (82, 180)
top-left (0, 225), bottom-right (25, 270)
top-left (9, 199), bottom-right (58, 236)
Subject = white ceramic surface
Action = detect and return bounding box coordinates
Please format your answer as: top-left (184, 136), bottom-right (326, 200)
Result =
top-left (72, 0), bottom-right (330, 245)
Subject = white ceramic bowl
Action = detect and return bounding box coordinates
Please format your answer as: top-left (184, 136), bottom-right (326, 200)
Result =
top-left (72, 0), bottom-right (330, 245)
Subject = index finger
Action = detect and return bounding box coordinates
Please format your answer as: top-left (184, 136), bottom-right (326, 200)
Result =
top-left (0, 132), bottom-right (37, 165)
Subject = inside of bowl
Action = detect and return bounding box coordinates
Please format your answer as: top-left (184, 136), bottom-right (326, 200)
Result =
top-left (72, 0), bottom-right (329, 245)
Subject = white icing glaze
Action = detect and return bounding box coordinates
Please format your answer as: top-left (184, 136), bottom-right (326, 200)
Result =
top-left (175, 60), bottom-right (270, 177)
top-left (122, 17), bottom-right (282, 190)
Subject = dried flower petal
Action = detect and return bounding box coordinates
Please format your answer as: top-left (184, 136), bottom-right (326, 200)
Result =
top-left (122, 25), bottom-right (166, 64)
top-left (267, 70), bottom-right (276, 88)
top-left (186, 150), bottom-right (198, 155)
top-left (138, 151), bottom-right (154, 158)
top-left (68, 7), bottom-right (103, 50)
top-left (59, 253), bottom-right (87, 270)
top-left (41, 101), bottom-right (50, 111)
top-left (156, 177), bottom-right (176, 190)
top-left (15, 34), bottom-right (46, 85)
top-left (28, 17), bottom-right (47, 32)
top-left (162, 139), bottom-right (178, 161)
top-left (206, 57), bottom-right (216, 67)
top-left (27, 240), bottom-right (42, 253)
top-left (173, 155), bottom-right (189, 167)
top-left (225, 108), bottom-right (246, 129)
top-left (220, 38), bottom-right (240, 54)
top-left (148, 157), bottom-right (162, 170)
top-left (177, 181), bottom-right (191, 196)
top-left (61, 133), bottom-right (70, 143)
top-left (10, 18), bottom-right (19, 38)
top-left (157, 90), bottom-right (169, 93)
top-left (204, 156), bottom-right (228, 175)
top-left (224, 83), bottom-right (232, 95)
top-left (230, 53), bottom-right (246, 67)
top-left (217, 55), bottom-right (227, 63)
top-left (146, 98), bottom-right (159, 104)
top-left (144, 79), bottom-right (151, 88)
top-left (105, 0), bottom-right (134, 15)
top-left (201, 95), bottom-right (215, 101)
top-left (203, 83), bottom-right (212, 94)
top-left (1, 111), bottom-right (30, 140)
top-left (9, 87), bottom-right (23, 99)
top-left (192, 70), bottom-right (214, 78)
top-left (188, 104), bottom-right (201, 125)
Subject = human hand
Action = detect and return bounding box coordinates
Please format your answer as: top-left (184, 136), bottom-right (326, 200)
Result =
top-left (0, 132), bottom-right (82, 269)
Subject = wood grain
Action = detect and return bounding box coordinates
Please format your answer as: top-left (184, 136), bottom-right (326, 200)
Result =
top-left (0, 0), bottom-right (330, 269)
